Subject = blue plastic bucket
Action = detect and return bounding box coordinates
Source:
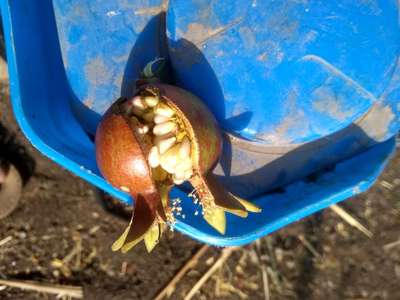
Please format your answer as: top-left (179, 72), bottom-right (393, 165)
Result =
top-left (1, 0), bottom-right (399, 246)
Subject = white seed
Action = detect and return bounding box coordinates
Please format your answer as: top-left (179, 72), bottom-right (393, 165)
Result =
top-left (155, 104), bottom-right (175, 117)
top-left (184, 169), bottom-right (193, 179)
top-left (148, 146), bottom-right (160, 168)
top-left (153, 121), bottom-right (176, 136)
top-left (174, 168), bottom-right (186, 180)
top-left (172, 175), bottom-right (184, 185)
top-left (179, 137), bottom-right (191, 159)
top-left (157, 136), bottom-right (176, 154)
top-left (132, 96), bottom-right (146, 109)
top-left (144, 96), bottom-right (159, 107)
top-left (176, 158), bottom-right (193, 172)
top-left (159, 145), bottom-right (180, 173)
top-left (137, 125), bottom-right (149, 135)
top-left (160, 159), bottom-right (178, 174)
top-left (154, 114), bottom-right (170, 124)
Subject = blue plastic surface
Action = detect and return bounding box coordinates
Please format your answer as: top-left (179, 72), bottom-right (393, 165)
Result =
top-left (1, 0), bottom-right (399, 246)
top-left (167, 0), bottom-right (400, 144)
top-left (167, 0), bottom-right (400, 197)
top-left (52, 0), bottom-right (168, 135)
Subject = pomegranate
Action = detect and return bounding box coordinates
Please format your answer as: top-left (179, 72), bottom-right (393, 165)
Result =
top-left (96, 65), bottom-right (260, 252)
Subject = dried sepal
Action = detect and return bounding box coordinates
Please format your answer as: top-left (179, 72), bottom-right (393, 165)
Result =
top-left (231, 195), bottom-right (262, 213)
top-left (111, 219), bottom-right (132, 252)
top-left (112, 195), bottom-right (157, 253)
top-left (144, 221), bottom-right (161, 253)
top-left (121, 233), bottom-right (144, 253)
top-left (203, 206), bottom-right (226, 235)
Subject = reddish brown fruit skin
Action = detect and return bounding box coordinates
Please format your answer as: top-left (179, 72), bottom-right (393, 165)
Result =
top-left (147, 83), bottom-right (222, 173)
top-left (95, 108), bottom-right (160, 215)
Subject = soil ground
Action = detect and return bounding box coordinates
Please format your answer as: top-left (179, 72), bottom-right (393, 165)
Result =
top-left (0, 78), bottom-right (399, 300)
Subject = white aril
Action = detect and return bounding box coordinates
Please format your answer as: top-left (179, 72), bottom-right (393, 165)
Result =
top-left (153, 121), bottom-right (176, 136)
top-left (176, 158), bottom-right (193, 172)
top-left (172, 175), bottom-right (184, 185)
top-left (179, 137), bottom-right (191, 159)
top-left (174, 168), bottom-right (186, 180)
top-left (148, 146), bottom-right (160, 168)
top-left (154, 104), bottom-right (174, 117)
top-left (144, 96), bottom-right (159, 107)
top-left (157, 136), bottom-right (176, 154)
top-left (160, 159), bottom-right (178, 174)
top-left (184, 168), bottom-right (193, 179)
top-left (132, 96), bottom-right (146, 109)
top-left (159, 144), bottom-right (180, 173)
top-left (137, 125), bottom-right (149, 135)
top-left (154, 114), bottom-right (170, 124)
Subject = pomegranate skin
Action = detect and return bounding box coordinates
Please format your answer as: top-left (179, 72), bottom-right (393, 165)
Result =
top-left (95, 103), bottom-right (159, 215)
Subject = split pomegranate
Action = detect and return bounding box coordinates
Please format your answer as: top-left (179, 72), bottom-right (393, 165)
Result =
top-left (96, 74), bottom-right (261, 252)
